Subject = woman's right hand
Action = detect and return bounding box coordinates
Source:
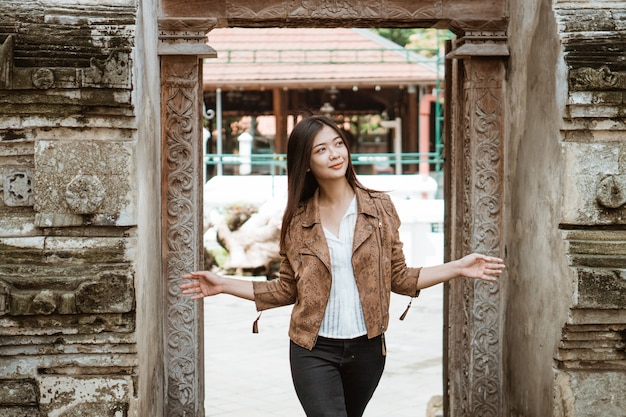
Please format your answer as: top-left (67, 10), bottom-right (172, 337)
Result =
top-left (180, 271), bottom-right (224, 299)
top-left (180, 270), bottom-right (256, 301)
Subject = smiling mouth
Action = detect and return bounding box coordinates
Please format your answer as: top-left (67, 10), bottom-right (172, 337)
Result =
top-left (329, 162), bottom-right (344, 169)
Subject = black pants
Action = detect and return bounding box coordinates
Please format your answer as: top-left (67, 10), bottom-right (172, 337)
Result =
top-left (289, 335), bottom-right (385, 417)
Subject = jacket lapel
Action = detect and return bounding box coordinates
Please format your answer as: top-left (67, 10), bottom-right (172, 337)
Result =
top-left (299, 191), bottom-right (331, 272)
top-left (353, 187), bottom-right (377, 253)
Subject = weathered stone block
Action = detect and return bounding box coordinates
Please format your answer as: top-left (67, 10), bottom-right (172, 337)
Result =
top-left (0, 379), bottom-right (36, 405)
top-left (562, 142), bottom-right (626, 224)
top-left (34, 140), bottom-right (136, 227)
top-left (75, 272), bottom-right (135, 314)
top-left (3, 171), bottom-right (34, 207)
top-left (0, 236), bottom-right (135, 317)
top-left (0, 406), bottom-right (41, 417)
top-left (80, 51), bottom-right (132, 89)
top-left (37, 376), bottom-right (132, 417)
top-left (0, 235), bottom-right (134, 273)
top-left (0, 237), bottom-right (135, 316)
top-left (31, 290), bottom-right (58, 315)
top-left (6, 289), bottom-right (77, 316)
top-left (554, 370), bottom-right (626, 416)
top-left (577, 269), bottom-right (626, 309)
top-left (0, 141), bottom-right (35, 216)
top-left (1, 275), bottom-right (133, 316)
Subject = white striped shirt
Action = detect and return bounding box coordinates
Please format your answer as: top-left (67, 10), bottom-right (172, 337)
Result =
top-left (318, 196), bottom-right (368, 339)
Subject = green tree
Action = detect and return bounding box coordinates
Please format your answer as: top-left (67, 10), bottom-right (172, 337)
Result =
top-left (406, 29), bottom-right (453, 58)
top-left (374, 28), bottom-right (453, 58)
top-left (373, 28), bottom-right (417, 47)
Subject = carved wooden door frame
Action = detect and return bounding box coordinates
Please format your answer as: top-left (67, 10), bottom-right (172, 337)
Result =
top-left (156, 3), bottom-right (509, 416)
top-left (158, 18), bottom-right (218, 417)
top-left (444, 52), bottom-right (507, 417)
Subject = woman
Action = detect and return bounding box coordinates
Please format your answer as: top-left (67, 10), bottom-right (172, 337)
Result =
top-left (181, 115), bottom-right (505, 417)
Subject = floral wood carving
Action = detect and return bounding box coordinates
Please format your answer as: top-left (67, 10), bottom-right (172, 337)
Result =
top-left (224, 0), bottom-right (442, 23)
top-left (162, 56), bottom-right (203, 417)
top-left (383, 1), bottom-right (438, 19)
top-left (226, 1), bottom-right (287, 20)
top-left (470, 59), bottom-right (503, 417)
top-left (460, 58), bottom-right (504, 417)
top-left (288, 0), bottom-right (380, 18)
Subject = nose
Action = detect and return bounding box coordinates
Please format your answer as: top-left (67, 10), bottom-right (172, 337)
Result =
top-left (329, 148), bottom-right (339, 159)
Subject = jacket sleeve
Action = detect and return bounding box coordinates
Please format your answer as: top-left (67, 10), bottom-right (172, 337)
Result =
top-left (381, 194), bottom-right (421, 297)
top-left (253, 228), bottom-right (298, 311)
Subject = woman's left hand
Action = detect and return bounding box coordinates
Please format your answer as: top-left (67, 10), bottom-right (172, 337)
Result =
top-left (457, 253), bottom-right (505, 281)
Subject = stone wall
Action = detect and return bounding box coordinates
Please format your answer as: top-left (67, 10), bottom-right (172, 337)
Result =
top-left (0, 1), bottom-right (139, 416)
top-left (505, 0), bottom-right (626, 415)
top-left (554, 1), bottom-right (626, 415)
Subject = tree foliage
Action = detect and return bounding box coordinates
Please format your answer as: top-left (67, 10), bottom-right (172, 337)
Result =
top-left (373, 28), bottom-right (453, 58)
top-left (373, 28), bottom-right (416, 47)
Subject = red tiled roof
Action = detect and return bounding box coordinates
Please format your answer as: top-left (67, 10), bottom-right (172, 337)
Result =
top-left (203, 28), bottom-right (440, 89)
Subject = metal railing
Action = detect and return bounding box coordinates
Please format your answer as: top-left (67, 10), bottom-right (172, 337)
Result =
top-left (204, 152), bottom-right (443, 175)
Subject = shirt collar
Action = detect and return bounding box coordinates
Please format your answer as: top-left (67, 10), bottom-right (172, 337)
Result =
top-left (300, 186), bottom-right (378, 228)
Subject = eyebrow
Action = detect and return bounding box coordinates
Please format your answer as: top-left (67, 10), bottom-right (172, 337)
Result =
top-left (312, 135), bottom-right (342, 149)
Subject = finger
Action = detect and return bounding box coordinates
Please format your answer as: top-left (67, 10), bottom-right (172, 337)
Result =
top-left (477, 255), bottom-right (503, 263)
top-left (181, 288), bottom-right (204, 296)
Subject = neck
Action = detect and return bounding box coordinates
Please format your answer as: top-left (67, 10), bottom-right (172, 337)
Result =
top-left (318, 178), bottom-right (354, 206)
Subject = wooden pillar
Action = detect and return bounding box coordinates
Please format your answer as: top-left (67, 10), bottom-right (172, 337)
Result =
top-left (445, 32), bottom-right (508, 417)
top-left (406, 85), bottom-right (419, 174)
top-left (158, 17), bottom-right (217, 417)
top-left (419, 93), bottom-right (435, 176)
top-left (273, 87), bottom-right (288, 155)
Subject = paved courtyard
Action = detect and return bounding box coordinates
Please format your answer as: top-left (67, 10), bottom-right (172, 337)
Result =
top-left (203, 282), bottom-right (445, 417)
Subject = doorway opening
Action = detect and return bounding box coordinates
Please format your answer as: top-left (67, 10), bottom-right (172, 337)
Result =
top-left (199, 26), bottom-right (450, 416)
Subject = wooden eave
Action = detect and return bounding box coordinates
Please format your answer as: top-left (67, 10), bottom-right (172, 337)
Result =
top-left (203, 27), bottom-right (441, 91)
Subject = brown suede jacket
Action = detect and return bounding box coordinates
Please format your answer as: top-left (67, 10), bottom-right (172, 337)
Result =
top-left (253, 186), bottom-right (421, 350)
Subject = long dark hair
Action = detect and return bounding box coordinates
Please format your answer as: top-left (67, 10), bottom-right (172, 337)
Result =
top-left (280, 115), bottom-right (365, 249)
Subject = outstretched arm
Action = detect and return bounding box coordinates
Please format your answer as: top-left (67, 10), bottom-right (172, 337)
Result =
top-left (417, 253), bottom-right (505, 290)
top-left (180, 270), bottom-right (255, 301)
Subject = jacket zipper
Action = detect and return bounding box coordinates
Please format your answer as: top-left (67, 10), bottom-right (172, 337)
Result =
top-left (375, 214), bottom-right (387, 356)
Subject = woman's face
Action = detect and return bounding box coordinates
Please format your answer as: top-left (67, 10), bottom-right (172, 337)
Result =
top-left (308, 125), bottom-right (349, 182)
